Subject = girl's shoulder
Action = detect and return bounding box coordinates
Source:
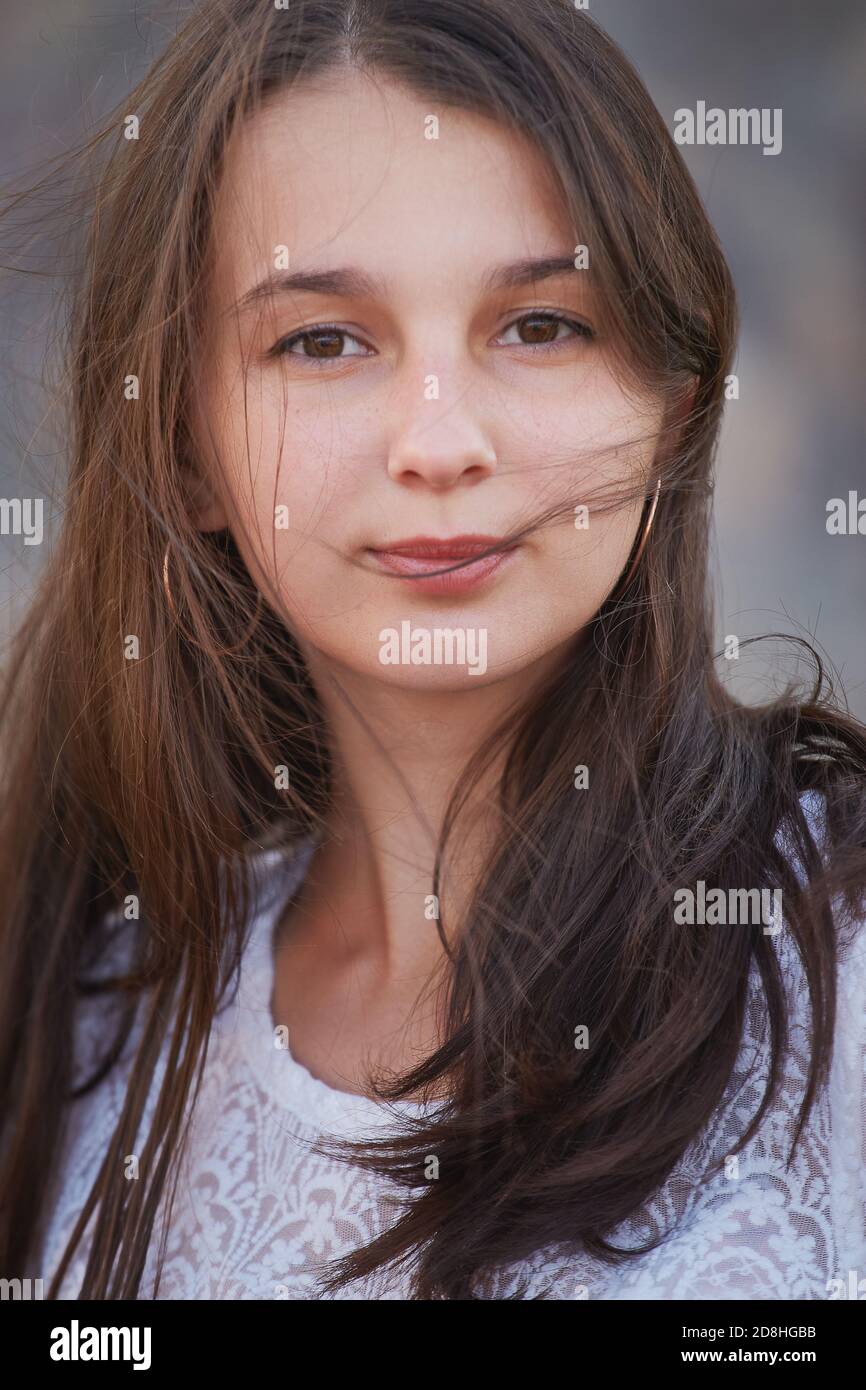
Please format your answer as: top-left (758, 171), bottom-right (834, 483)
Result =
top-left (41, 834), bottom-right (317, 1292)
top-left (496, 788), bottom-right (866, 1300)
top-left (70, 831), bottom-right (317, 1087)
top-left (775, 785), bottom-right (866, 981)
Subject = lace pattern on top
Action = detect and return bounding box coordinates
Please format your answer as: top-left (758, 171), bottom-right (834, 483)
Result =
top-left (37, 794), bottom-right (866, 1299)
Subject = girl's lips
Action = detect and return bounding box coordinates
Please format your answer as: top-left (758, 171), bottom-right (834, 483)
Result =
top-left (368, 542), bottom-right (519, 595)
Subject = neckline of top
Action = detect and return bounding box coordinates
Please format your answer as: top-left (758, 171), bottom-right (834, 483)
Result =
top-left (221, 833), bottom-right (436, 1134)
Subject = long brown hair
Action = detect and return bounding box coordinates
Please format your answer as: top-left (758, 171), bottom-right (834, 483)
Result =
top-left (1, 0), bottom-right (864, 1300)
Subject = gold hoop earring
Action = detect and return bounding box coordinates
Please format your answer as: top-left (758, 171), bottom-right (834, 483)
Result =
top-left (609, 478), bottom-right (662, 600)
top-left (161, 540), bottom-right (263, 655)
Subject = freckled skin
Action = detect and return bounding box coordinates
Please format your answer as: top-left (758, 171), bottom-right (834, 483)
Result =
top-left (193, 68), bottom-right (663, 692)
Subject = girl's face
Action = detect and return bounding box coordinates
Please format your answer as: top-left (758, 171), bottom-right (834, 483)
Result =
top-left (194, 69), bottom-right (665, 689)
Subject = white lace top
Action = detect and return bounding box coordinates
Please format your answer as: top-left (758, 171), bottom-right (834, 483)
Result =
top-left (39, 793), bottom-right (866, 1300)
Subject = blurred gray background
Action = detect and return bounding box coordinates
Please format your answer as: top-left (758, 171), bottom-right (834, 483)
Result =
top-left (1, 0), bottom-right (864, 714)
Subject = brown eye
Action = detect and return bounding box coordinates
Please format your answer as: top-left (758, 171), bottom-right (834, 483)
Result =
top-left (271, 325), bottom-right (370, 361)
top-left (498, 310), bottom-right (595, 350)
top-left (517, 314), bottom-right (566, 345)
top-left (294, 329), bottom-right (345, 358)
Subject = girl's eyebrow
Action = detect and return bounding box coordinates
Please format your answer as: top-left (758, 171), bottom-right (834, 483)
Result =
top-left (234, 254), bottom-right (579, 312)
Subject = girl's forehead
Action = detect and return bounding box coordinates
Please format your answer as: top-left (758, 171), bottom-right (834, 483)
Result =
top-left (209, 70), bottom-right (570, 278)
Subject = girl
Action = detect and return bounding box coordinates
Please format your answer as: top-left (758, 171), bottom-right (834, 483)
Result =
top-left (1, 0), bottom-right (864, 1301)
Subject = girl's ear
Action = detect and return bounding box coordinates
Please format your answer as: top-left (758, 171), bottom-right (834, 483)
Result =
top-left (180, 403), bottom-right (231, 530)
top-left (183, 464), bottom-right (231, 532)
top-left (657, 375), bottom-right (699, 466)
